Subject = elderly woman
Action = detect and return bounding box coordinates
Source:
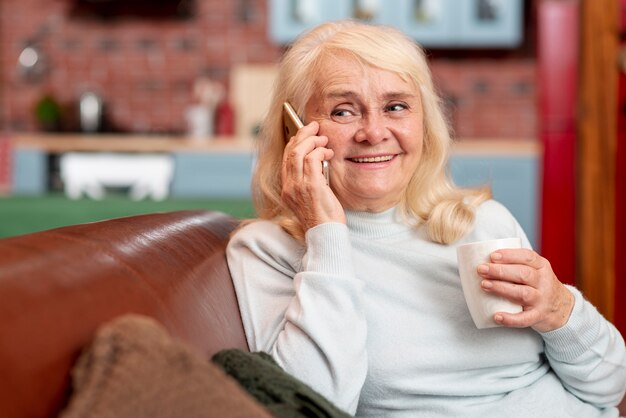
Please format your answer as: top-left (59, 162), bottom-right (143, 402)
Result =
top-left (226, 20), bottom-right (626, 417)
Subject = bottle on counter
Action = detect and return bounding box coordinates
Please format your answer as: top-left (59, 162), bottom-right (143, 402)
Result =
top-left (215, 99), bottom-right (235, 137)
top-left (185, 104), bottom-right (212, 139)
top-left (185, 77), bottom-right (224, 140)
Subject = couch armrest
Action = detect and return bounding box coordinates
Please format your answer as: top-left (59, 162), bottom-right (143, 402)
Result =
top-left (0, 210), bottom-right (247, 418)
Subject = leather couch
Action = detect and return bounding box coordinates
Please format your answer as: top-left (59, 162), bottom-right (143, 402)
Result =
top-left (0, 210), bottom-right (248, 418)
top-left (1, 210), bottom-right (624, 417)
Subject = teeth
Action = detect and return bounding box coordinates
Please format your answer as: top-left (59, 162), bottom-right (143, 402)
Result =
top-left (351, 155), bottom-right (394, 163)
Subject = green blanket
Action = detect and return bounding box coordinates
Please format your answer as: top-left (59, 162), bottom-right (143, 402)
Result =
top-left (212, 349), bottom-right (353, 418)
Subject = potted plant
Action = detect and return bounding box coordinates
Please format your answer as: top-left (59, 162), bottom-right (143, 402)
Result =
top-left (34, 94), bottom-right (62, 132)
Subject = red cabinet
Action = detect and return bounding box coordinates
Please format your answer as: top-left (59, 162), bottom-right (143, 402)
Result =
top-left (538, 0), bottom-right (578, 285)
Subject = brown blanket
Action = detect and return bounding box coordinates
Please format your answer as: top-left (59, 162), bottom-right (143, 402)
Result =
top-left (59, 314), bottom-right (273, 418)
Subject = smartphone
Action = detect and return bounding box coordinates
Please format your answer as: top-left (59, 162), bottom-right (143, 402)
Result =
top-left (282, 102), bottom-right (329, 185)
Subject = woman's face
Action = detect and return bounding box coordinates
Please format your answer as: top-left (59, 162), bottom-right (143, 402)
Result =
top-left (305, 54), bottom-right (424, 212)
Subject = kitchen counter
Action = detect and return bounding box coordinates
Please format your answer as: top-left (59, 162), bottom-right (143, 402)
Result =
top-left (12, 133), bottom-right (540, 155)
top-left (9, 133), bottom-right (541, 248)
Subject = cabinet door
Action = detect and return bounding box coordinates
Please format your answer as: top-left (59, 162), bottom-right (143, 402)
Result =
top-left (333, 0), bottom-right (400, 26)
top-left (269, 0), bottom-right (340, 43)
top-left (449, 154), bottom-right (539, 249)
top-left (457, 0), bottom-right (523, 47)
top-left (397, 0), bottom-right (457, 46)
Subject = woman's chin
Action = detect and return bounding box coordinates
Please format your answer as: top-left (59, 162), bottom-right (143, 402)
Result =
top-left (338, 190), bottom-right (401, 212)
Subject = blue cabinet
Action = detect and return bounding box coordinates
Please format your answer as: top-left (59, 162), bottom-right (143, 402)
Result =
top-left (449, 154), bottom-right (539, 249)
top-left (12, 149), bottom-right (48, 195)
top-left (171, 152), bottom-right (254, 198)
top-left (269, 0), bottom-right (344, 44)
top-left (396, 0), bottom-right (458, 46)
top-left (268, 0), bottom-right (523, 47)
top-left (457, 0), bottom-right (523, 46)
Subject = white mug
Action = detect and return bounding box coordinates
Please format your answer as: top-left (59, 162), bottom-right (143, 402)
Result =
top-left (457, 237), bottom-right (523, 329)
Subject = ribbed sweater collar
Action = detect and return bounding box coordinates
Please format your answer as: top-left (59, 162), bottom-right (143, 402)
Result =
top-left (345, 207), bottom-right (415, 239)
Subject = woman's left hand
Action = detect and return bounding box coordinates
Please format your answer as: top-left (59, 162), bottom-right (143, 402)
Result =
top-left (477, 248), bottom-right (575, 332)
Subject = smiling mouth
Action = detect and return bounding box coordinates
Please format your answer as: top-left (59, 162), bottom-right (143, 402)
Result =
top-left (349, 155), bottom-right (395, 163)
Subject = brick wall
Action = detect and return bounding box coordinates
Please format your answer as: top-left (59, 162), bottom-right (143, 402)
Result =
top-left (0, 0), bottom-right (536, 139)
top-left (432, 59), bottom-right (536, 139)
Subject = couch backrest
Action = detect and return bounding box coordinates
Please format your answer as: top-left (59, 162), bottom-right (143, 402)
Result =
top-left (0, 210), bottom-right (248, 418)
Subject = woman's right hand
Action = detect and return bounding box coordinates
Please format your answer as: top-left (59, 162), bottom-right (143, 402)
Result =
top-left (281, 121), bottom-right (346, 230)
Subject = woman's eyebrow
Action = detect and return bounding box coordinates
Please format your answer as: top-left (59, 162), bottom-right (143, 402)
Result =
top-left (324, 90), bottom-right (418, 102)
top-left (381, 92), bottom-right (418, 101)
top-left (324, 90), bottom-right (359, 100)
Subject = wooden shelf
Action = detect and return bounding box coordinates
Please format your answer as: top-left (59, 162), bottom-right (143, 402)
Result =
top-left (13, 134), bottom-right (255, 153)
top-left (451, 139), bottom-right (541, 156)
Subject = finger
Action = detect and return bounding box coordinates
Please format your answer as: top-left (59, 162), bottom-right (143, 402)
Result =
top-left (282, 147), bottom-right (303, 184)
top-left (283, 121), bottom-right (322, 176)
top-left (284, 135), bottom-right (329, 163)
top-left (288, 121), bottom-right (321, 145)
top-left (481, 278), bottom-right (537, 306)
top-left (493, 309), bottom-right (541, 328)
top-left (283, 135), bottom-right (329, 182)
top-left (477, 262), bottom-right (535, 286)
top-left (303, 148), bottom-right (334, 184)
top-left (490, 248), bottom-right (546, 270)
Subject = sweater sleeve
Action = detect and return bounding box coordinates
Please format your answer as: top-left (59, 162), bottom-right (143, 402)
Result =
top-left (540, 285), bottom-right (626, 408)
top-left (476, 200), bottom-right (626, 406)
top-left (226, 221), bottom-right (368, 414)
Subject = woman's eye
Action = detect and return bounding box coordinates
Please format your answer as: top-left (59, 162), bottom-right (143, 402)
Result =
top-left (331, 109), bottom-right (353, 117)
top-left (386, 103), bottom-right (408, 112)
top-left (330, 108), bottom-right (359, 123)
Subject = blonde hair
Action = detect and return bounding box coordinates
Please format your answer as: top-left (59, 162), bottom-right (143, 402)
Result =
top-left (252, 20), bottom-right (490, 244)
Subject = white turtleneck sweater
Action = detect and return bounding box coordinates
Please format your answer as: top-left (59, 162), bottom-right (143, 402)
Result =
top-left (226, 200), bottom-right (626, 417)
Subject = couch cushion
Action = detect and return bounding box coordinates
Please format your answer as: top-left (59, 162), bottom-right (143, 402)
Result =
top-left (59, 314), bottom-right (272, 418)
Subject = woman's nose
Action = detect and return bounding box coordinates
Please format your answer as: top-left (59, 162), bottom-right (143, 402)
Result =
top-left (354, 112), bottom-right (389, 144)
